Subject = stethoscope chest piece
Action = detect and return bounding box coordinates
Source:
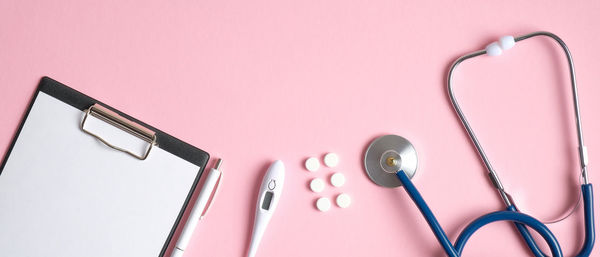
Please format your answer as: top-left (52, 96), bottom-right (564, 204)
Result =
top-left (364, 135), bottom-right (418, 188)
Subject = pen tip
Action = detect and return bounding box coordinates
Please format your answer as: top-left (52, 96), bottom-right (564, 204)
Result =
top-left (214, 159), bottom-right (223, 170)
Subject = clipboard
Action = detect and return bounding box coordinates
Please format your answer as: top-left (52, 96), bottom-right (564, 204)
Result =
top-left (0, 77), bottom-right (210, 257)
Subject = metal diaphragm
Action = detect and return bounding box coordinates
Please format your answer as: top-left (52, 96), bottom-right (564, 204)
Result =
top-left (364, 135), bottom-right (418, 188)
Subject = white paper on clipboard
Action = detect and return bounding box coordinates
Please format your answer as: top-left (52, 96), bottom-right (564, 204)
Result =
top-left (0, 92), bottom-right (200, 257)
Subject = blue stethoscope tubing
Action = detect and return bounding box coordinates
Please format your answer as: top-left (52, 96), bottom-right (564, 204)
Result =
top-left (395, 169), bottom-right (595, 257)
top-left (512, 184), bottom-right (595, 257)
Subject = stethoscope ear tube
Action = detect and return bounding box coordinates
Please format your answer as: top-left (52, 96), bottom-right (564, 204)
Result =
top-left (447, 31), bottom-right (590, 207)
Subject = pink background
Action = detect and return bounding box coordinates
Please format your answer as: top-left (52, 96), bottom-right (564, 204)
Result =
top-left (1, 0), bottom-right (599, 256)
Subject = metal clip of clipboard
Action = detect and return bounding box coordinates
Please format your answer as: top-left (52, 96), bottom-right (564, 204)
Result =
top-left (80, 104), bottom-right (157, 160)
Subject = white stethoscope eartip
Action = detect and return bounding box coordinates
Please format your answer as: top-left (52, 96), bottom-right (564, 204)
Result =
top-left (486, 35), bottom-right (516, 56)
top-left (486, 42), bottom-right (503, 56)
top-left (499, 36), bottom-right (515, 50)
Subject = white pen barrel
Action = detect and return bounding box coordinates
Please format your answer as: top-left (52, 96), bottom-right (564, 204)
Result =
top-left (171, 168), bottom-right (222, 256)
top-left (175, 217), bottom-right (200, 251)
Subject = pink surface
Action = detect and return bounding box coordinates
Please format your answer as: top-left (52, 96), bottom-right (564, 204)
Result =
top-left (1, 0), bottom-right (599, 256)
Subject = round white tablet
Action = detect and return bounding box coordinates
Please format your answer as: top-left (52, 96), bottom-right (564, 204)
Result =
top-left (323, 153), bottom-right (339, 167)
top-left (330, 172), bottom-right (346, 187)
top-left (336, 193), bottom-right (351, 208)
top-left (304, 157), bottom-right (320, 172)
top-left (309, 178), bottom-right (325, 193)
top-left (316, 197), bottom-right (331, 212)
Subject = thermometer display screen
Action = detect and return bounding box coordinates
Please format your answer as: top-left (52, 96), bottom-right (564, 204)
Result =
top-left (262, 191), bottom-right (274, 210)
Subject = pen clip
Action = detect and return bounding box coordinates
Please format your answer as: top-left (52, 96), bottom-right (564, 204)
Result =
top-left (200, 172), bottom-right (222, 218)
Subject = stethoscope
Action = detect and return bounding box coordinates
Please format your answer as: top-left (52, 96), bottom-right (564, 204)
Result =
top-left (363, 31), bottom-right (594, 257)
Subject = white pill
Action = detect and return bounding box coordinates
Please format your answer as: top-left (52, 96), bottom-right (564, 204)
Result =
top-left (336, 193), bottom-right (352, 208)
top-left (323, 153), bottom-right (339, 167)
top-left (304, 157), bottom-right (320, 172)
top-left (330, 172), bottom-right (346, 187)
top-left (485, 42), bottom-right (502, 56)
top-left (310, 178), bottom-right (325, 193)
top-left (316, 197), bottom-right (331, 212)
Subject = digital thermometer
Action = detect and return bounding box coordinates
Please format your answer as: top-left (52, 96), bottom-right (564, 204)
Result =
top-left (247, 160), bottom-right (285, 257)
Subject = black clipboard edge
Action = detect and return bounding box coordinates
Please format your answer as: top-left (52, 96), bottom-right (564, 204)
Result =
top-left (38, 77), bottom-right (210, 167)
top-left (0, 76), bottom-right (210, 257)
